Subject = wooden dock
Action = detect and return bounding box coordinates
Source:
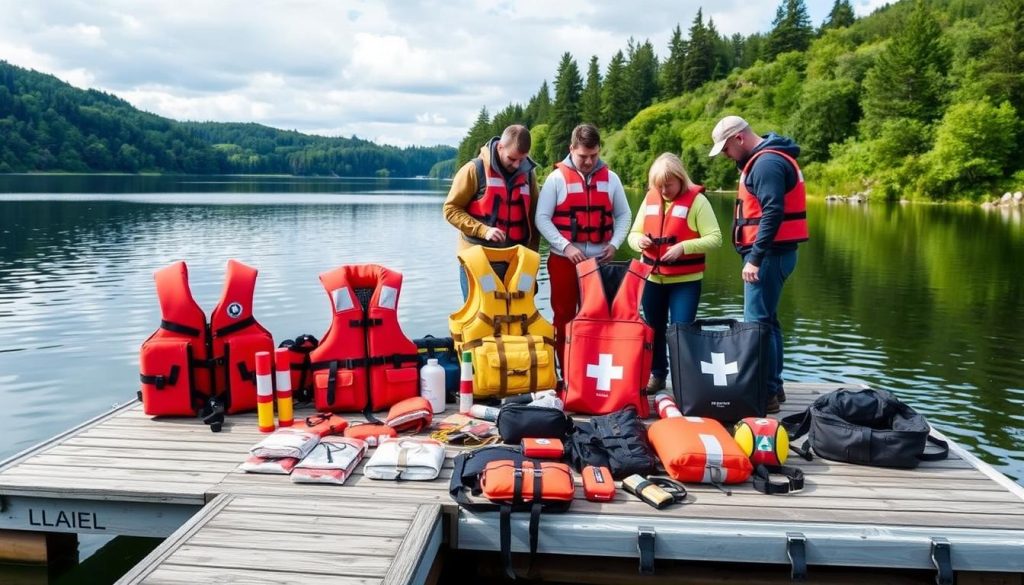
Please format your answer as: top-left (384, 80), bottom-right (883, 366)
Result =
top-left (1, 383), bottom-right (1023, 584)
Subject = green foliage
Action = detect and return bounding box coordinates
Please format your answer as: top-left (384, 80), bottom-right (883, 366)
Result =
top-left (660, 26), bottom-right (686, 98)
top-left (626, 39), bottom-right (660, 114)
top-left (429, 158), bottom-right (457, 179)
top-left (457, 107), bottom-right (490, 166)
top-left (787, 78), bottom-right (860, 162)
top-left (0, 60), bottom-right (453, 176)
top-left (602, 51), bottom-right (631, 129)
top-left (580, 56), bottom-right (603, 128)
top-left (529, 124), bottom-right (552, 168)
top-left (765, 0), bottom-right (815, 60)
top-left (917, 100), bottom-right (1019, 200)
top-left (546, 52), bottom-right (583, 164)
top-left (523, 81), bottom-right (552, 128)
top-left (682, 10), bottom-right (715, 91)
top-left (821, 0), bottom-right (856, 31)
top-left (861, 0), bottom-right (949, 133)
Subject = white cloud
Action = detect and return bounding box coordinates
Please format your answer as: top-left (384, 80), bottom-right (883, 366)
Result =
top-left (0, 0), bottom-right (865, 148)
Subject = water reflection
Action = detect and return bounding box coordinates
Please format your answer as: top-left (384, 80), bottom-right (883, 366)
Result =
top-left (0, 176), bottom-right (1022, 484)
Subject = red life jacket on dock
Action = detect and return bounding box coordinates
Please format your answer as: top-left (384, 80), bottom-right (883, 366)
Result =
top-left (562, 258), bottom-right (654, 416)
top-left (308, 264), bottom-right (420, 416)
top-left (139, 260), bottom-right (274, 423)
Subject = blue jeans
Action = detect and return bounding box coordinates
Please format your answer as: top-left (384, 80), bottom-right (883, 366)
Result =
top-left (743, 250), bottom-right (798, 397)
top-left (459, 267), bottom-right (469, 301)
top-left (642, 279), bottom-right (702, 379)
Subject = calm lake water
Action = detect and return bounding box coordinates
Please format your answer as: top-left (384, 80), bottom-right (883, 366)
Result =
top-left (1, 175), bottom-right (1023, 578)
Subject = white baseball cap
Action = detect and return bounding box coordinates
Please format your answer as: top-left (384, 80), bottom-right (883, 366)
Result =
top-left (709, 115), bottom-right (749, 157)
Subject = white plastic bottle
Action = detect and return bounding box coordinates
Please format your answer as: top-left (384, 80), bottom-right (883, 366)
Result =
top-left (420, 358), bottom-right (446, 414)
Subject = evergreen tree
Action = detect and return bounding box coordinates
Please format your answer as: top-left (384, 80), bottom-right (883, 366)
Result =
top-left (979, 0), bottom-right (1024, 116)
top-left (821, 0), bottom-right (856, 31)
top-left (861, 0), bottom-right (949, 132)
top-left (626, 39), bottom-right (660, 113)
top-left (491, 103), bottom-right (525, 137)
top-left (546, 52), bottom-right (583, 164)
top-left (765, 0), bottom-right (814, 60)
top-left (580, 56), bottom-right (604, 128)
top-left (601, 50), bottom-right (631, 129)
top-left (457, 106), bottom-right (490, 165)
top-left (683, 9), bottom-right (715, 90)
top-left (523, 81), bottom-right (552, 127)
top-left (660, 25), bottom-right (687, 98)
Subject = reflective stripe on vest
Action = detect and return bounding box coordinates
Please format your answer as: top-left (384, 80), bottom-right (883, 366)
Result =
top-left (734, 149), bottom-right (808, 248)
top-left (641, 185), bottom-right (707, 276)
top-left (465, 158), bottom-right (532, 246)
top-left (551, 163), bottom-right (614, 244)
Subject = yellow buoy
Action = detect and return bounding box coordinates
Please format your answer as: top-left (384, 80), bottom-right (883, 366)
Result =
top-left (734, 417), bottom-right (789, 466)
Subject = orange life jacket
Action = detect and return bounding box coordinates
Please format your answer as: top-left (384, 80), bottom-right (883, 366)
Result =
top-left (139, 260), bottom-right (274, 419)
top-left (641, 185), bottom-right (707, 276)
top-left (550, 163), bottom-right (614, 244)
top-left (734, 149), bottom-right (808, 248)
top-left (308, 264), bottom-right (420, 416)
top-left (562, 258), bottom-right (654, 417)
top-left (465, 157), bottom-right (532, 246)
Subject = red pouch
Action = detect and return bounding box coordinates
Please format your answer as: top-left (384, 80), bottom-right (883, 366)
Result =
top-left (385, 396), bottom-right (433, 432)
top-left (294, 412), bottom-right (349, 437)
top-left (521, 438), bottom-right (564, 459)
top-left (344, 423), bottom-right (397, 447)
top-left (582, 465), bottom-right (616, 502)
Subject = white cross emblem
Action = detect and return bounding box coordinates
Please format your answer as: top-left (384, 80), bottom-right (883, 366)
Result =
top-left (586, 354), bottom-right (623, 392)
top-left (700, 352), bottom-right (738, 387)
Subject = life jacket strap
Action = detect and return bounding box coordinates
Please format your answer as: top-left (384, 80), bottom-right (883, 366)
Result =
top-left (349, 318), bottom-right (383, 328)
top-left (752, 464), bottom-right (805, 495)
top-left (160, 320), bottom-right (201, 337)
top-left (213, 316), bottom-right (256, 338)
top-left (139, 365), bottom-right (180, 390)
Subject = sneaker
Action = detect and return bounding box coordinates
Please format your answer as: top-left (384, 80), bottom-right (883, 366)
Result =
top-left (646, 375), bottom-right (666, 393)
top-left (766, 396), bottom-right (781, 414)
top-left (777, 388), bottom-right (787, 403)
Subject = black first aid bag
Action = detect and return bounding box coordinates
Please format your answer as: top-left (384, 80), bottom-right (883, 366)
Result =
top-left (781, 387), bottom-right (949, 468)
top-left (667, 318), bottom-right (770, 422)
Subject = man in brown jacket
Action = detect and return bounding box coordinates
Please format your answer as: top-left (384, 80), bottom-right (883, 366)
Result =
top-left (443, 124), bottom-right (539, 298)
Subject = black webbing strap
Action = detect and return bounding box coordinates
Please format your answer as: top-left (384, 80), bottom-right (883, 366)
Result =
top-left (787, 532), bottom-right (808, 581)
top-left (919, 435), bottom-right (950, 462)
top-left (160, 320), bottom-right (201, 337)
top-left (349, 317), bottom-right (383, 328)
top-left (236, 361), bottom-right (255, 383)
top-left (213, 316), bottom-right (255, 338)
top-left (735, 211), bottom-right (807, 227)
top-left (752, 464), bottom-right (805, 495)
top-left (326, 360), bottom-right (338, 406)
top-left (637, 526), bottom-right (656, 574)
top-left (931, 537), bottom-right (953, 585)
top-left (527, 467), bottom-right (543, 578)
top-left (640, 254), bottom-right (705, 267)
top-left (139, 365), bottom-right (179, 390)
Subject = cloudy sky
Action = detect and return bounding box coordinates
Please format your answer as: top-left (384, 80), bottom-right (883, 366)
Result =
top-left (0, 0), bottom-right (887, 147)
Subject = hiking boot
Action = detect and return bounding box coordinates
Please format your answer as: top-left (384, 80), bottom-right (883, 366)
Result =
top-left (766, 395), bottom-right (781, 414)
top-left (777, 388), bottom-right (787, 403)
top-left (646, 375), bottom-right (666, 393)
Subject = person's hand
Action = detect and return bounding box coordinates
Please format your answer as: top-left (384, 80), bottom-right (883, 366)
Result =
top-left (484, 227), bottom-right (506, 243)
top-left (637, 236), bottom-right (653, 251)
top-left (742, 261), bottom-right (760, 283)
top-left (598, 244), bottom-right (617, 263)
top-left (563, 244), bottom-right (586, 264)
top-left (660, 242), bottom-right (685, 263)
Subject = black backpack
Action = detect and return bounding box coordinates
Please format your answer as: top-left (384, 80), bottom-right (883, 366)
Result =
top-left (781, 387), bottom-right (949, 468)
top-left (566, 406), bottom-right (656, 479)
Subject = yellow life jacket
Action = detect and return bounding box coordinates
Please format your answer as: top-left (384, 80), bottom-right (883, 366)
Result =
top-left (450, 245), bottom-right (557, 398)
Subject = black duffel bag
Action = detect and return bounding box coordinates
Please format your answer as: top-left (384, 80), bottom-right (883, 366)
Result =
top-left (781, 387), bottom-right (949, 468)
top-left (667, 318), bottom-right (771, 422)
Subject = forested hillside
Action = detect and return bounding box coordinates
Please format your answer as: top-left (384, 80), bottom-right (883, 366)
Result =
top-left (458, 0), bottom-right (1024, 201)
top-left (0, 61), bottom-right (454, 176)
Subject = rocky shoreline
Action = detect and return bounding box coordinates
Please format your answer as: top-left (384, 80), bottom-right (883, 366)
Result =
top-left (982, 192), bottom-right (1024, 209)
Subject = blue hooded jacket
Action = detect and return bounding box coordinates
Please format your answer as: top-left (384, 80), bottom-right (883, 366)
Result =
top-left (735, 133), bottom-right (802, 264)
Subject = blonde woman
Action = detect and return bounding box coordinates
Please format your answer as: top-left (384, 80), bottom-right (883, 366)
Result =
top-left (627, 153), bottom-right (722, 393)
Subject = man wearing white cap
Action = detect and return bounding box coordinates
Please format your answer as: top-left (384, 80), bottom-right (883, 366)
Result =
top-left (710, 115), bottom-right (808, 414)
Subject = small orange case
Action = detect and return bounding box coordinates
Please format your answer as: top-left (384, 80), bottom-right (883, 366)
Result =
top-left (582, 465), bottom-right (616, 501)
top-left (521, 438), bottom-right (564, 459)
top-left (480, 460), bottom-right (575, 503)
